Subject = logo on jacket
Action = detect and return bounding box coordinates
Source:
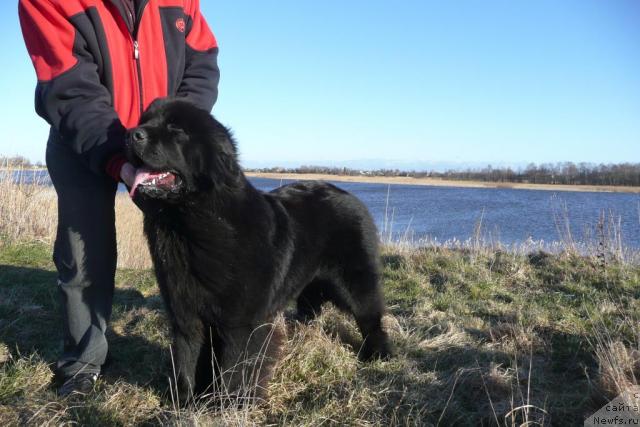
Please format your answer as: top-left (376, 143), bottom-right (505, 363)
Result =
top-left (176, 18), bottom-right (186, 33)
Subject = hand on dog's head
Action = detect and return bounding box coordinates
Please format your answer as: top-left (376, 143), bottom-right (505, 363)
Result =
top-left (126, 97), bottom-right (241, 202)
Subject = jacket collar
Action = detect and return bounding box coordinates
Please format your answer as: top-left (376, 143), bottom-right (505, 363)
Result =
top-left (107, 0), bottom-right (150, 35)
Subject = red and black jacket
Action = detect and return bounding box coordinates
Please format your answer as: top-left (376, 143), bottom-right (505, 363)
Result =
top-left (18, 0), bottom-right (220, 180)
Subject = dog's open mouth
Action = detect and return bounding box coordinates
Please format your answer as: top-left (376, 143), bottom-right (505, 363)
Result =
top-left (130, 167), bottom-right (182, 197)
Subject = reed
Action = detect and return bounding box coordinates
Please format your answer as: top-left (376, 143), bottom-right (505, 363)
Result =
top-left (0, 167), bottom-right (151, 269)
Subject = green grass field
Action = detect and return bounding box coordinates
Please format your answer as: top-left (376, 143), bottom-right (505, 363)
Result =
top-left (1, 239), bottom-right (638, 426)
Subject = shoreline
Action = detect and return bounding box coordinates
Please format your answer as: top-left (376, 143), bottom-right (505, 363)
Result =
top-left (245, 172), bottom-right (640, 194)
top-left (4, 168), bottom-right (639, 194)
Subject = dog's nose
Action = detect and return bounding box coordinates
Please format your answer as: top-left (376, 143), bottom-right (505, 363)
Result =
top-left (131, 128), bottom-right (148, 143)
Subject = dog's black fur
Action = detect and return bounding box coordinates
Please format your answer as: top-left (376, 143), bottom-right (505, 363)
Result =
top-left (126, 99), bottom-right (391, 401)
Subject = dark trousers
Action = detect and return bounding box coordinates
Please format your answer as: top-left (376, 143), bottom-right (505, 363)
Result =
top-left (46, 142), bottom-right (118, 377)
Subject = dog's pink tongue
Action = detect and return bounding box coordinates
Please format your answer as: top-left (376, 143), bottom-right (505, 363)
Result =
top-left (130, 168), bottom-right (153, 197)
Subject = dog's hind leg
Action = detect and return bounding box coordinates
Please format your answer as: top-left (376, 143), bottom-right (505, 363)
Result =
top-left (301, 268), bottom-right (392, 361)
top-left (336, 266), bottom-right (392, 361)
top-left (353, 311), bottom-right (392, 361)
top-left (295, 279), bottom-right (333, 322)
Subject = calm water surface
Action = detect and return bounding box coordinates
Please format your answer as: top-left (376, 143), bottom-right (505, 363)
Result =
top-left (250, 178), bottom-right (640, 249)
top-left (10, 170), bottom-right (640, 248)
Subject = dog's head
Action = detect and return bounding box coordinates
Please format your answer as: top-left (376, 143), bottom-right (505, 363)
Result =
top-left (126, 98), bottom-right (240, 200)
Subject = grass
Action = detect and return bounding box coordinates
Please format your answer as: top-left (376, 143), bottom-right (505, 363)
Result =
top-left (1, 172), bottom-right (639, 425)
top-left (1, 241), bottom-right (639, 425)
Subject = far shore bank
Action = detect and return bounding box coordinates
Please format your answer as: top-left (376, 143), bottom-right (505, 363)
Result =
top-left (245, 172), bottom-right (640, 194)
top-left (3, 167), bottom-right (639, 194)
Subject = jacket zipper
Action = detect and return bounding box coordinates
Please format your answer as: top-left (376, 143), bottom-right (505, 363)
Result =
top-left (133, 40), bottom-right (144, 117)
top-left (129, 3), bottom-right (148, 119)
top-left (133, 2), bottom-right (150, 118)
top-left (108, 0), bottom-right (149, 122)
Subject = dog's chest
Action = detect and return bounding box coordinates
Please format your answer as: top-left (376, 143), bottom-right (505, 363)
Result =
top-left (146, 222), bottom-right (190, 277)
top-left (144, 214), bottom-right (237, 291)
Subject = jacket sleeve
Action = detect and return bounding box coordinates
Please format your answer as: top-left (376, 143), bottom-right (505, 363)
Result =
top-left (19, 0), bottom-right (126, 177)
top-left (177, 0), bottom-right (220, 112)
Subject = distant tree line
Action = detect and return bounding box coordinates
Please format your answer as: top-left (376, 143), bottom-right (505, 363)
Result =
top-left (437, 163), bottom-right (640, 186)
top-left (0, 155), bottom-right (44, 169)
top-left (4, 154), bottom-right (639, 186)
top-left (246, 162), bottom-right (640, 187)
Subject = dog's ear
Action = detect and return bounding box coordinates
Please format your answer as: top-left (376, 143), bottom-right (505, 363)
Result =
top-left (211, 127), bottom-right (241, 187)
top-left (193, 121), bottom-right (242, 192)
top-left (147, 97), bottom-right (167, 111)
top-left (141, 97), bottom-right (170, 121)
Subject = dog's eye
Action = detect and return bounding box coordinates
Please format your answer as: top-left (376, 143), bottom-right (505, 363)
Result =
top-left (167, 123), bottom-right (185, 134)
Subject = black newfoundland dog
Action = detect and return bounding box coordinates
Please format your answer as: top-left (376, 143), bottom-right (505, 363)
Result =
top-left (126, 99), bottom-right (391, 401)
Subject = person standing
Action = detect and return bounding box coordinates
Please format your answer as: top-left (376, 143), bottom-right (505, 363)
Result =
top-left (18, 0), bottom-right (220, 396)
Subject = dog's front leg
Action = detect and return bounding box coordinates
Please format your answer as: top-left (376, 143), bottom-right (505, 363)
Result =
top-left (218, 322), bottom-right (282, 404)
top-left (170, 329), bottom-right (203, 404)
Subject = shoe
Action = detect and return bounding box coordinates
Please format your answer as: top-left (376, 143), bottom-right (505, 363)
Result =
top-left (58, 372), bottom-right (98, 397)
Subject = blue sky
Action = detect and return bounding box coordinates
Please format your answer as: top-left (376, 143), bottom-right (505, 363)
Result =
top-left (1, 0), bottom-right (639, 169)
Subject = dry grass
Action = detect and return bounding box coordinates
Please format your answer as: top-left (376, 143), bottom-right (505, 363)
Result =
top-left (0, 169), bottom-right (56, 245)
top-left (0, 168), bottom-right (151, 269)
top-left (593, 340), bottom-right (640, 399)
top-left (114, 195), bottom-right (151, 269)
top-left (1, 171), bottom-right (640, 425)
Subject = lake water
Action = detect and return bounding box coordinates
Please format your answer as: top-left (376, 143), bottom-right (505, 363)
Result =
top-left (8, 170), bottom-right (640, 249)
